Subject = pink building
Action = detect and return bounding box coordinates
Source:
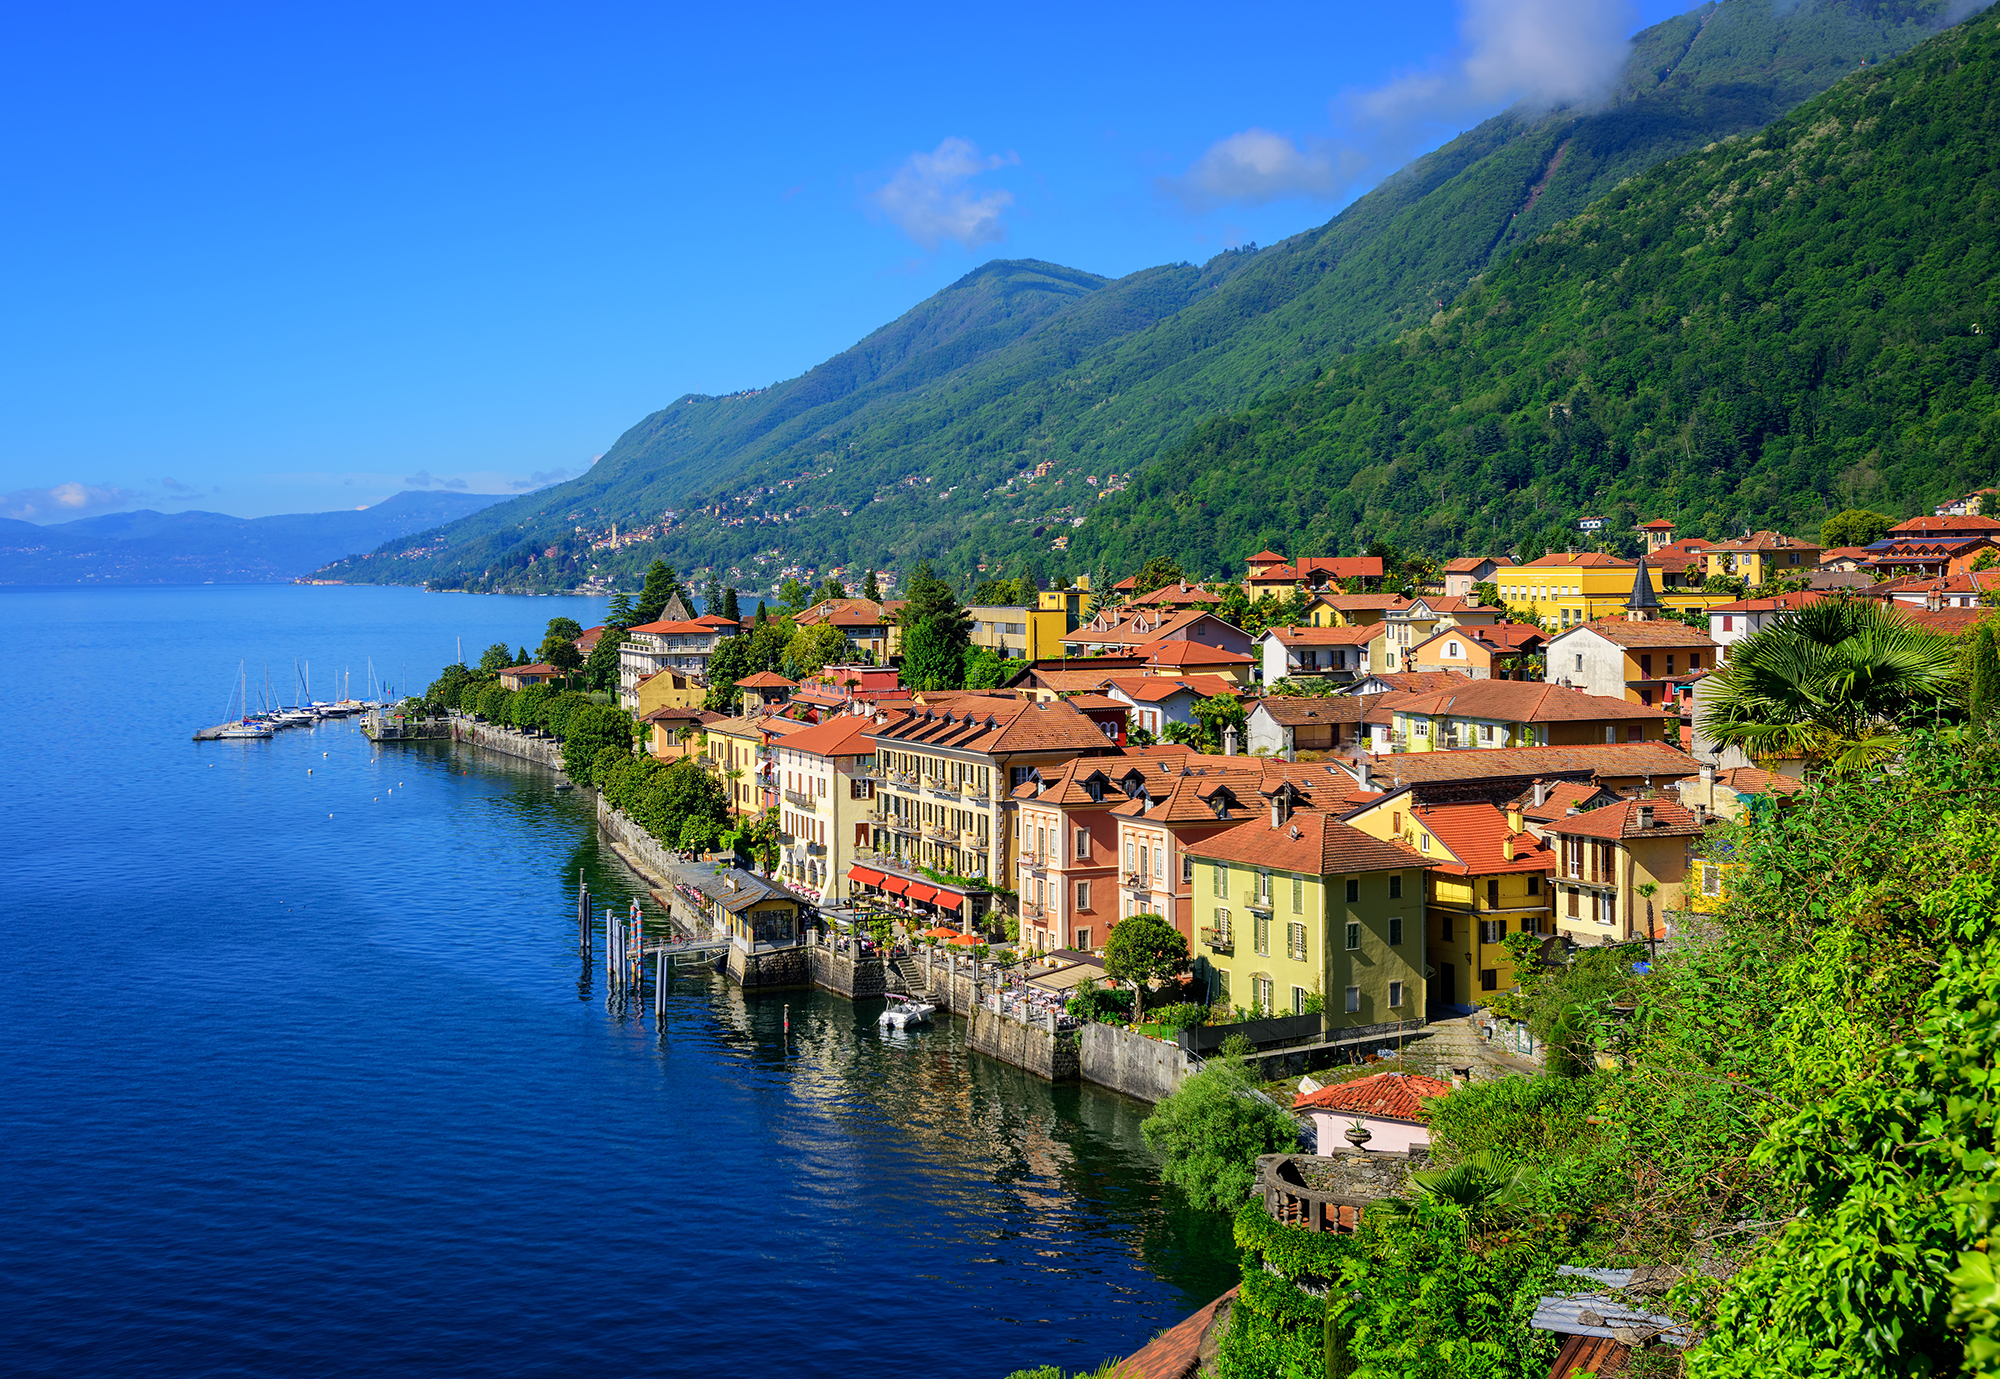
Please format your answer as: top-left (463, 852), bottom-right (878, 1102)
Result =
top-left (1293, 1071), bottom-right (1453, 1154)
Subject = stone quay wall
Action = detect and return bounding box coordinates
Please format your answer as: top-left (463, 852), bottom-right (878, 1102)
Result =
top-left (809, 941), bottom-right (887, 1000)
top-left (727, 943), bottom-right (811, 990)
top-left (970, 1009), bottom-right (1080, 1082)
top-left (450, 716), bottom-right (565, 770)
top-left (1080, 1023), bottom-right (1193, 1103)
top-left (595, 796), bottom-right (683, 892)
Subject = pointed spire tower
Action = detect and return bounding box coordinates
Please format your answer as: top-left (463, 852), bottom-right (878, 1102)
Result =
top-left (1625, 553), bottom-right (1661, 621)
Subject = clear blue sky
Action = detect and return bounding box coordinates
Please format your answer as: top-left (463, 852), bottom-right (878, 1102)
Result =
top-left (0, 0), bottom-right (1692, 523)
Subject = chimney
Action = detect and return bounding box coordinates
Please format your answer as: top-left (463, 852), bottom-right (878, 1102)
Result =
top-left (1699, 761), bottom-right (1715, 788)
top-left (1637, 805), bottom-right (1655, 830)
top-left (1532, 779), bottom-right (1549, 808)
top-left (1271, 795), bottom-right (1287, 828)
top-left (1502, 836), bottom-right (1515, 861)
top-left (1506, 804), bottom-right (1524, 833)
top-left (1224, 725), bottom-right (1239, 756)
top-left (1358, 759), bottom-right (1372, 791)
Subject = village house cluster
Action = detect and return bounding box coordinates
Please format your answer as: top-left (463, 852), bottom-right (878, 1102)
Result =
top-left (554, 510), bottom-right (1983, 1031)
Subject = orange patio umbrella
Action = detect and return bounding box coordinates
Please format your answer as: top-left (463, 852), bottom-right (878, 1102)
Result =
top-left (946, 932), bottom-right (985, 947)
top-left (921, 926), bottom-right (961, 939)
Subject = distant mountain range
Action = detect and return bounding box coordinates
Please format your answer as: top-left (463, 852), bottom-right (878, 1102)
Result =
top-left (313, 0), bottom-right (1988, 592)
top-left (0, 490), bottom-right (507, 584)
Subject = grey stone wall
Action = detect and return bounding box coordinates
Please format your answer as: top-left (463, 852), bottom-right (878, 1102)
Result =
top-left (727, 944), bottom-right (811, 990)
top-left (970, 1010), bottom-right (1080, 1082)
top-left (451, 716), bottom-right (566, 769)
top-left (808, 942), bottom-right (887, 1000)
top-left (1079, 1023), bottom-right (1193, 1103)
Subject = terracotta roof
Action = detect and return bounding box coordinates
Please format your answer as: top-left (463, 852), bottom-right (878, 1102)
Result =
top-left (627, 619), bottom-right (717, 635)
top-left (794, 597), bottom-right (891, 629)
top-left (1413, 801), bottom-right (1557, 876)
top-left (1142, 640), bottom-right (1254, 665)
top-left (736, 672), bottom-right (798, 688)
top-left (1389, 680), bottom-right (1664, 723)
top-left (1442, 555), bottom-right (1515, 572)
top-left (1819, 546), bottom-right (1872, 562)
top-left (1637, 519), bottom-right (1676, 530)
top-left (1253, 695), bottom-right (1369, 726)
top-left (1717, 767), bottom-right (1804, 797)
top-left (774, 710), bottom-right (898, 758)
top-left (1185, 811), bottom-right (1430, 875)
top-left (1129, 583), bottom-right (1223, 607)
top-left (868, 694), bottom-right (1113, 755)
top-left (1247, 550), bottom-right (1288, 563)
top-left (1313, 594), bottom-right (1412, 610)
top-left (1104, 674), bottom-right (1239, 703)
top-left (1408, 623), bottom-right (1544, 657)
top-left (1543, 798), bottom-right (1705, 840)
top-left (638, 705), bottom-right (709, 724)
top-left (1293, 1070), bottom-right (1452, 1121)
top-left (1507, 780), bottom-right (1620, 822)
top-left (503, 662), bottom-right (558, 675)
top-left (1292, 556), bottom-right (1385, 579)
top-left (1707, 530), bottom-right (1817, 553)
top-left (1105, 1287), bottom-right (1237, 1379)
top-left (1067, 693), bottom-right (1128, 711)
top-left (1551, 619), bottom-right (1718, 649)
top-left (1034, 756), bottom-right (1373, 823)
top-left (1891, 514), bottom-right (2000, 535)
top-left (1353, 671), bottom-right (1472, 693)
top-left (693, 614), bottom-right (739, 628)
top-left (1262, 624), bottom-right (1379, 646)
top-left (1895, 606), bottom-right (1988, 637)
top-left (1704, 594), bottom-right (1827, 613)
top-left (1521, 552), bottom-right (1634, 569)
top-left (1353, 742), bottom-right (1699, 786)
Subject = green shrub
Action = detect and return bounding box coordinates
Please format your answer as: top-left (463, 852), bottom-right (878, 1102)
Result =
top-left (1140, 1058), bottom-right (1298, 1212)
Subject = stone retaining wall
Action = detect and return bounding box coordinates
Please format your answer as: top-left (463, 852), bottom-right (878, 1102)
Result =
top-left (1080, 1023), bottom-right (1192, 1103)
top-left (727, 944), bottom-right (811, 990)
top-left (596, 796), bottom-right (683, 888)
top-left (969, 1010), bottom-right (1080, 1082)
top-left (809, 943), bottom-right (887, 1000)
top-left (451, 716), bottom-right (566, 769)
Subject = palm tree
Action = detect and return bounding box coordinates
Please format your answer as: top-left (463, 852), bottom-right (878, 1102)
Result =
top-left (1700, 597), bottom-right (1961, 774)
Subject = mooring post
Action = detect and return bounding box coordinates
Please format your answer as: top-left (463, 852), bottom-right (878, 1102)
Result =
top-left (654, 946), bottom-right (666, 1019)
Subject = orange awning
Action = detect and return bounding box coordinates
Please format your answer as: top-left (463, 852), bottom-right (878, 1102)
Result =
top-left (847, 866), bottom-right (884, 887)
top-left (877, 875), bottom-right (910, 895)
top-left (931, 891), bottom-right (964, 911)
top-left (904, 883), bottom-right (939, 904)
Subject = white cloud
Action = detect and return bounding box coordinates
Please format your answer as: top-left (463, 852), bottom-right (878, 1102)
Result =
top-left (1167, 0), bottom-right (1636, 212)
top-left (1, 481), bottom-right (142, 523)
top-left (870, 137), bottom-right (1018, 251)
top-left (1166, 129), bottom-right (1368, 211)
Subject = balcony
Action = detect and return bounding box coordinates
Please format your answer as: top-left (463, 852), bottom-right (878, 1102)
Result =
top-left (924, 823), bottom-right (958, 841)
top-left (1123, 872), bottom-right (1150, 893)
top-left (1019, 852), bottom-right (1047, 873)
top-left (925, 776), bottom-right (962, 799)
top-left (783, 788), bottom-right (814, 809)
top-left (1198, 926), bottom-right (1233, 955)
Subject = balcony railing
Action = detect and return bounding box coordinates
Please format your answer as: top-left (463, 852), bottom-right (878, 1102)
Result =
top-left (1198, 926), bottom-right (1233, 954)
top-left (1123, 872), bottom-right (1149, 892)
top-left (924, 823), bottom-right (958, 841)
top-left (783, 788), bottom-right (814, 809)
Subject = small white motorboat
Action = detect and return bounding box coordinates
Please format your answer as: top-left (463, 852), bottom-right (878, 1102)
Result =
top-left (878, 994), bottom-right (935, 1030)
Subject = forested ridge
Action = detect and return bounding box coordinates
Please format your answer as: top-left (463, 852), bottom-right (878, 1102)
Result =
top-left (315, 0), bottom-right (1976, 593)
top-left (1073, 11), bottom-right (2000, 574)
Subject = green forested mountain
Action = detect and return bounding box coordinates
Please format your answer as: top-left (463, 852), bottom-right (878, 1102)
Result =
top-left (1072, 8), bottom-right (2000, 573)
top-left (319, 0), bottom-right (1980, 592)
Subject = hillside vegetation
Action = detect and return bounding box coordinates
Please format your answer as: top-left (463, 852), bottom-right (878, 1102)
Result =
top-left (316, 0), bottom-right (1974, 592)
top-left (1072, 9), bottom-right (2000, 574)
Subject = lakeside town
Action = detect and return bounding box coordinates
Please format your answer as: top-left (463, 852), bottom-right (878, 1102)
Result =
top-left (369, 497), bottom-right (2000, 1379)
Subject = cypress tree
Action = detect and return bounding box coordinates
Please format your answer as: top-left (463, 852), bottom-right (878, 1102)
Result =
top-left (1971, 624), bottom-right (2000, 731)
top-left (722, 587), bottom-right (740, 622)
top-left (863, 569), bottom-right (882, 602)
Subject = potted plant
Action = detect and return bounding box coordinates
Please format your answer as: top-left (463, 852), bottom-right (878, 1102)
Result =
top-left (1344, 1119), bottom-right (1373, 1150)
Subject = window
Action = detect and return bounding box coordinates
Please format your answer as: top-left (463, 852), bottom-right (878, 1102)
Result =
top-left (1440, 914), bottom-right (1453, 941)
top-left (1665, 655), bottom-right (1676, 675)
top-left (1182, 852), bottom-right (1194, 884)
top-left (1213, 968), bottom-right (1229, 1007)
top-left (1010, 766), bottom-right (1033, 787)
top-left (1292, 986), bottom-right (1309, 1015)
top-left (1415, 720), bottom-right (1429, 737)
top-left (1292, 872), bottom-right (1304, 912)
top-left (1479, 919), bottom-right (1505, 944)
top-left (1074, 927), bottom-right (1091, 952)
top-left (1446, 641), bottom-right (1462, 658)
top-left (1479, 722), bottom-right (1493, 742)
top-left (1075, 828), bottom-right (1089, 862)
top-left (1124, 840), bottom-right (1134, 871)
top-left (1388, 981), bottom-right (1404, 1008)
top-left (1153, 847), bottom-right (1164, 881)
top-left (1702, 861), bottom-right (1722, 897)
top-left (1345, 878), bottom-right (1359, 903)
top-left (1255, 977), bottom-right (1275, 1014)
top-left (1480, 968), bottom-right (1498, 992)
top-left (1487, 879), bottom-right (1500, 909)
top-left (1344, 986), bottom-right (1361, 1013)
top-left (1574, 653), bottom-right (1583, 673)
top-left (1252, 912), bottom-right (1271, 955)
top-left (1256, 870), bottom-right (1272, 904)
top-left (1388, 917), bottom-right (1403, 947)
top-left (1690, 653), bottom-right (1701, 670)
top-left (1566, 887), bottom-right (1579, 918)
top-left (1345, 922), bottom-right (1361, 951)
top-left (1627, 725), bottom-right (1643, 742)
top-left (1527, 875), bottom-right (1540, 895)
top-left (1287, 921), bottom-right (1307, 961)
top-left (1075, 881), bottom-right (1090, 911)
top-left (1389, 874), bottom-right (1402, 900)
top-left (1214, 865), bottom-right (1229, 899)
top-left (1722, 614), bottom-right (1734, 632)
top-left (1420, 834), bottom-right (1430, 853)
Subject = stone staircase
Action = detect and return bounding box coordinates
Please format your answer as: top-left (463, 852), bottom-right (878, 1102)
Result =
top-left (885, 954), bottom-right (928, 997)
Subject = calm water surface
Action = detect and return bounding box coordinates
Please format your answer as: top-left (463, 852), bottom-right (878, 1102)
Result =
top-left (0, 585), bottom-right (1235, 1378)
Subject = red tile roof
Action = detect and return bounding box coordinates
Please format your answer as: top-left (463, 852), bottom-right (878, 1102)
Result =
top-left (1508, 780), bottom-right (1620, 822)
top-left (1442, 555), bottom-right (1516, 571)
top-left (1185, 811), bottom-right (1430, 875)
top-left (1253, 695), bottom-right (1369, 726)
top-left (1263, 624), bottom-right (1379, 646)
top-left (1522, 552), bottom-right (1634, 569)
top-left (1353, 741), bottom-right (1699, 786)
top-left (1103, 674), bottom-right (1240, 702)
top-left (736, 672), bottom-right (798, 688)
top-left (869, 694), bottom-right (1113, 755)
top-left (1552, 619), bottom-right (1718, 648)
top-left (1293, 1070), bottom-right (1452, 1121)
top-left (1637, 519), bottom-right (1676, 530)
top-left (1542, 798), bottom-right (1704, 840)
top-left (1143, 640), bottom-right (1254, 665)
top-left (1414, 802), bottom-right (1558, 876)
top-left (1247, 550), bottom-right (1288, 563)
top-left (1389, 680), bottom-right (1664, 723)
top-left (1704, 594), bottom-right (1828, 613)
top-left (777, 711), bottom-right (900, 757)
top-left (1716, 767), bottom-right (1804, 797)
top-left (1891, 514), bottom-right (2000, 535)
top-left (1707, 530), bottom-right (1818, 553)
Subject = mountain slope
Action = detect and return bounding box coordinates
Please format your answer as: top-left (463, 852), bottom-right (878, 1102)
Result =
top-left (1069, 9), bottom-right (2000, 573)
top-left (0, 489), bottom-right (507, 584)
top-left (321, 0), bottom-right (1974, 592)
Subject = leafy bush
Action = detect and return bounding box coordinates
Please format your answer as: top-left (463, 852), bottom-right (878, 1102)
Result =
top-left (1148, 1002), bottom-right (1210, 1032)
top-left (1140, 1058), bottom-right (1298, 1212)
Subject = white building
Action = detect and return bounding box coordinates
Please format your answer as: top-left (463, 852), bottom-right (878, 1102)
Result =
top-left (617, 618), bottom-right (731, 711)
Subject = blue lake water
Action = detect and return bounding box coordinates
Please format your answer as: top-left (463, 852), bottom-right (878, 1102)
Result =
top-left (0, 584), bottom-right (1235, 1378)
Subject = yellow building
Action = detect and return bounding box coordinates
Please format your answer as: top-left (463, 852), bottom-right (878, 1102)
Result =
top-left (1381, 679), bottom-right (1669, 752)
top-left (1495, 553), bottom-right (1730, 628)
top-left (1186, 793), bottom-right (1430, 1028)
top-left (1342, 795), bottom-right (1555, 1008)
top-left (1542, 798), bottom-right (1703, 947)
top-left (634, 667), bottom-right (703, 717)
top-left (1702, 531), bottom-right (1822, 586)
top-left (1037, 574), bottom-right (1093, 622)
top-left (968, 606), bottom-right (1073, 662)
top-left (702, 713), bottom-right (811, 815)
